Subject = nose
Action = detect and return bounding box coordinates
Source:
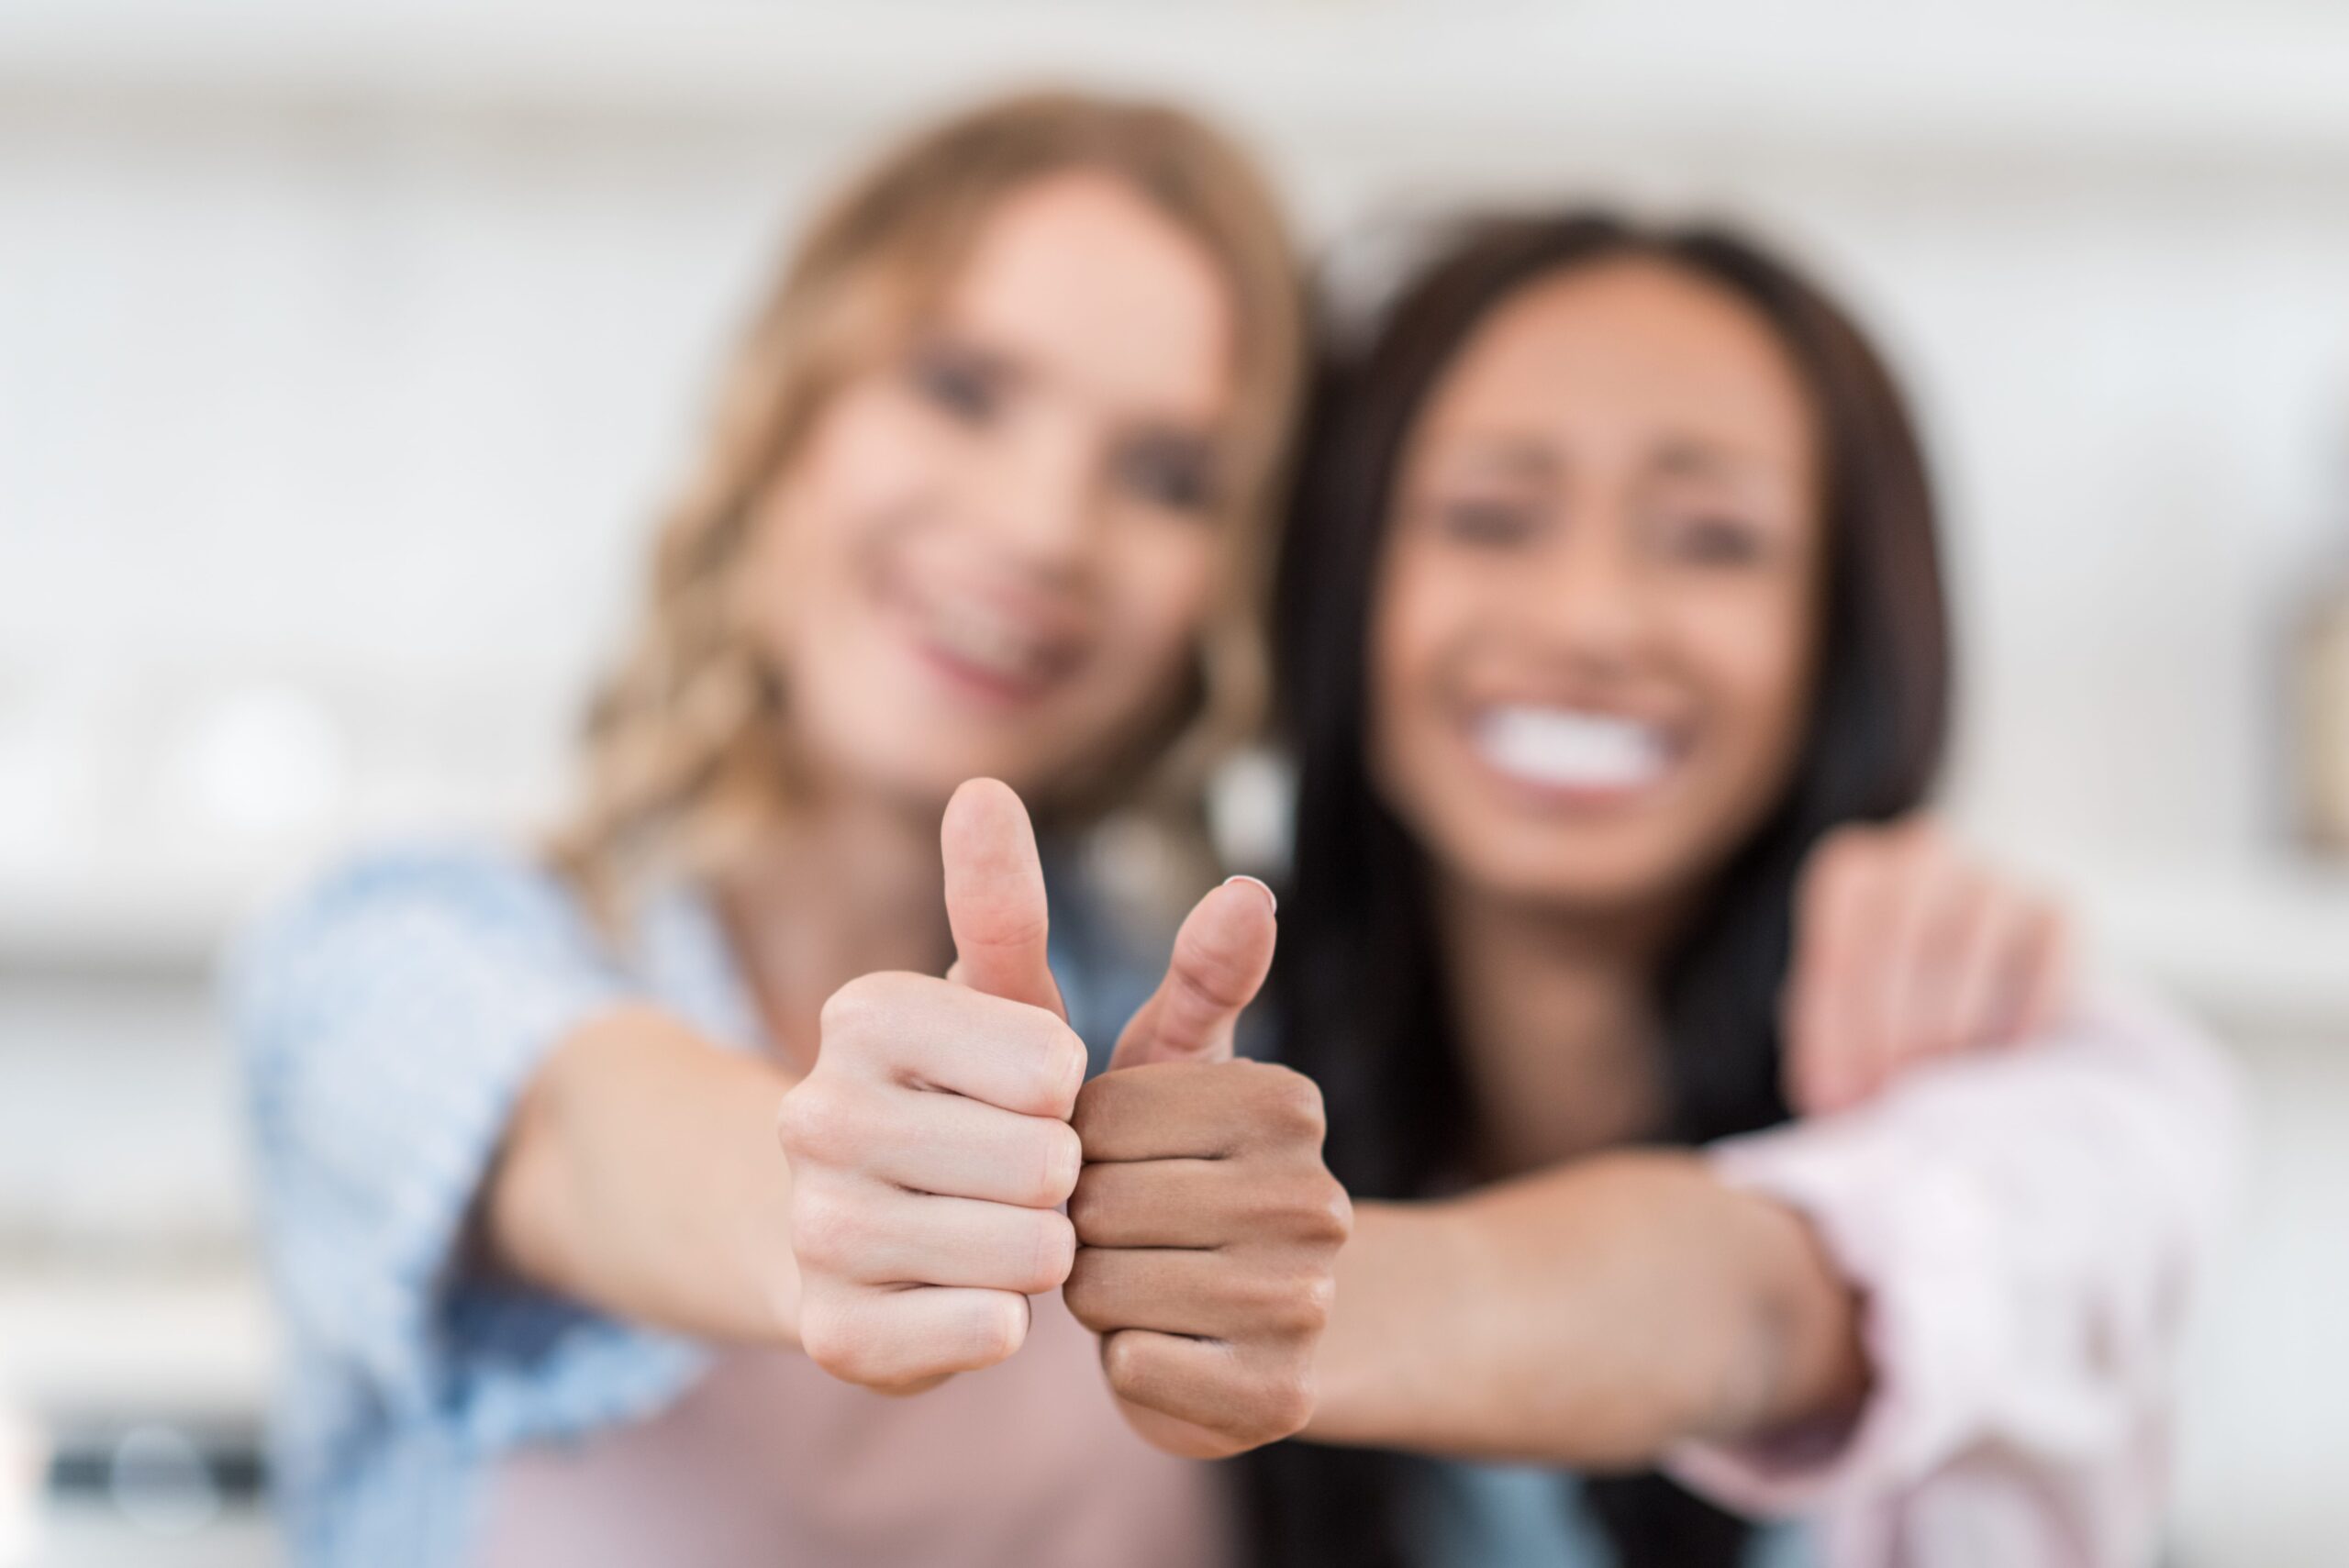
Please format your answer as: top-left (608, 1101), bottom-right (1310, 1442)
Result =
top-left (1524, 503), bottom-right (1656, 673)
top-left (978, 414), bottom-right (1099, 582)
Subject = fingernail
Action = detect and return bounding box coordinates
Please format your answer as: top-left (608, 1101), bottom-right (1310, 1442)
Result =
top-left (1222, 873), bottom-right (1276, 913)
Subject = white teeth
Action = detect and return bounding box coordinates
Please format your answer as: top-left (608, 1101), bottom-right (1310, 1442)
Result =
top-left (928, 598), bottom-right (1052, 681)
top-left (1475, 706), bottom-right (1669, 792)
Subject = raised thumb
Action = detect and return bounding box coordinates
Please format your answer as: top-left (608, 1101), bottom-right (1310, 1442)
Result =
top-left (1107, 875), bottom-right (1277, 1072)
top-left (941, 777), bottom-right (1065, 1018)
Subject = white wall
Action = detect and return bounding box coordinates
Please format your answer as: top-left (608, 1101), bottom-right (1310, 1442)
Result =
top-left (6, 4), bottom-right (2349, 972)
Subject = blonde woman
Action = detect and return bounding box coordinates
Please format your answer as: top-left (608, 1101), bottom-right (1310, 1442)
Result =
top-left (235, 93), bottom-right (1341, 1568)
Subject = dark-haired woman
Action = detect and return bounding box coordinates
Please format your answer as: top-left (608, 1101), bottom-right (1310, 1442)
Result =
top-left (1242, 216), bottom-right (2239, 1567)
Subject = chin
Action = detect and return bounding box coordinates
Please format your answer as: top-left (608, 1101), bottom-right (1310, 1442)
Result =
top-left (1446, 821), bottom-right (1707, 917)
top-left (814, 711), bottom-right (1097, 818)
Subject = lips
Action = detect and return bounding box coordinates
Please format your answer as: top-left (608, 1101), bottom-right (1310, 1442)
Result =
top-left (1472, 704), bottom-right (1675, 794)
top-left (893, 573), bottom-right (1085, 704)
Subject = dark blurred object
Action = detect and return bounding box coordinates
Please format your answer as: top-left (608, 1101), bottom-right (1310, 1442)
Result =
top-left (38, 1417), bottom-right (271, 1568)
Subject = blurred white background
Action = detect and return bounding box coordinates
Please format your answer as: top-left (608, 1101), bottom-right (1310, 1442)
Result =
top-left (2, 2), bottom-right (2346, 1562)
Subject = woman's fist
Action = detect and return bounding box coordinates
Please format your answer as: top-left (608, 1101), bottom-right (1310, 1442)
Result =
top-left (779, 973), bottom-right (1085, 1391)
top-left (1066, 1059), bottom-right (1352, 1456)
top-left (777, 780), bottom-right (1085, 1394)
top-left (1065, 873), bottom-right (1352, 1457)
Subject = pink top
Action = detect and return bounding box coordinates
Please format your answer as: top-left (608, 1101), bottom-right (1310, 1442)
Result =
top-left (1674, 985), bottom-right (2243, 1568)
top-left (474, 1286), bottom-right (1230, 1568)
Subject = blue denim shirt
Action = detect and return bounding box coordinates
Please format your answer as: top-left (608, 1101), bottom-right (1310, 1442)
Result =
top-left (229, 842), bottom-right (1154, 1568)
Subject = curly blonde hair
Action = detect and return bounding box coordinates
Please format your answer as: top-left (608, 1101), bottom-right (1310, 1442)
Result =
top-left (549, 91), bottom-right (1306, 913)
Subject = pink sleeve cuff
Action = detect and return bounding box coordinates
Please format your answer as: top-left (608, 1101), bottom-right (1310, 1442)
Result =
top-left (1664, 985), bottom-right (2241, 1521)
top-left (1665, 1118), bottom-right (2014, 1513)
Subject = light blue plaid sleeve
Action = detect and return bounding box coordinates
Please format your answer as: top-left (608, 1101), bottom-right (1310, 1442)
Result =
top-left (230, 847), bottom-right (708, 1483)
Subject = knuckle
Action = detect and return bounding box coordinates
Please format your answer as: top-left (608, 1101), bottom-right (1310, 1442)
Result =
top-left (1296, 1174), bottom-right (1353, 1247)
top-left (1805, 825), bottom-right (1873, 886)
top-left (967, 1291), bottom-right (1029, 1367)
top-left (789, 1183), bottom-right (864, 1271)
top-left (1031, 1120), bottom-right (1084, 1208)
top-left (1253, 1065), bottom-right (1327, 1142)
top-left (1902, 816), bottom-right (1951, 855)
top-left (1060, 1250), bottom-right (1112, 1330)
top-left (1065, 1168), bottom-right (1109, 1240)
top-left (1298, 1270), bottom-right (1338, 1335)
top-left (796, 1295), bottom-right (870, 1382)
top-left (1257, 1362), bottom-right (1316, 1437)
top-left (1228, 1264), bottom-right (1284, 1320)
top-left (774, 1084), bottom-right (818, 1157)
top-left (1253, 1265), bottom-right (1335, 1338)
top-left (818, 973), bottom-right (890, 1046)
top-left (1286, 1258), bottom-right (1343, 1333)
top-left (1037, 1025), bottom-right (1089, 1113)
top-left (1069, 1072), bottom-right (1125, 1145)
top-left (1020, 1211), bottom-right (1078, 1294)
top-left (1219, 1355), bottom-right (1314, 1445)
top-left (1870, 810), bottom-right (1932, 851)
top-left (1100, 1330), bottom-right (1155, 1401)
top-left (774, 1081), bottom-right (852, 1164)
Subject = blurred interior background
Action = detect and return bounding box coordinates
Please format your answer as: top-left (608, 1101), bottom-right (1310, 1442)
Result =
top-left (4, 1), bottom-right (2348, 1562)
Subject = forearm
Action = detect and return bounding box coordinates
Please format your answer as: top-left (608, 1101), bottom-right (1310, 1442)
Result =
top-left (484, 1005), bottom-right (803, 1346)
top-left (1307, 1149), bottom-right (1865, 1469)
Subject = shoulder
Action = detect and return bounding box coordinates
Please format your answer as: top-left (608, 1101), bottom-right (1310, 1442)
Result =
top-left (262, 840), bottom-right (596, 942)
top-left (226, 840), bottom-right (618, 1043)
top-left (241, 840), bottom-right (605, 962)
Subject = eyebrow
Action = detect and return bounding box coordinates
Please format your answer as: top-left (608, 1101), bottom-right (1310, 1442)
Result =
top-left (1434, 435), bottom-right (1561, 483)
top-left (1121, 423), bottom-right (1221, 467)
top-left (918, 329), bottom-right (1022, 382)
top-left (1651, 437), bottom-right (1775, 484)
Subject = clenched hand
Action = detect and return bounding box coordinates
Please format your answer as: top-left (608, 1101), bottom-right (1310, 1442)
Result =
top-left (778, 779), bottom-right (1085, 1393)
top-left (1066, 873), bottom-right (1353, 1458)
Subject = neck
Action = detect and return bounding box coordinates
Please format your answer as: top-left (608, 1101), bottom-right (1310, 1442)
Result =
top-left (717, 784), bottom-right (957, 1071)
top-left (1432, 875), bottom-right (1683, 1178)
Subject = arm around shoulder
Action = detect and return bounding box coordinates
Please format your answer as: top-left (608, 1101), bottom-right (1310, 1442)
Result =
top-left (1672, 983), bottom-right (2245, 1515)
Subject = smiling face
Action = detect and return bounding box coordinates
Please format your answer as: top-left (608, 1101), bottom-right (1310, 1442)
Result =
top-left (1368, 256), bottom-right (1827, 917)
top-left (740, 172), bottom-right (1239, 814)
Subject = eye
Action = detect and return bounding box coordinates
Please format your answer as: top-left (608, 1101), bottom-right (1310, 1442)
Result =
top-left (1430, 495), bottom-right (1541, 549)
top-left (1114, 432), bottom-right (1219, 514)
top-left (1656, 511), bottom-right (1771, 567)
top-left (908, 342), bottom-right (1003, 426)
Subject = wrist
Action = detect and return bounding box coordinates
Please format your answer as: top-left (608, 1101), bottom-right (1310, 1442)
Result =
top-left (1304, 1196), bottom-right (1469, 1445)
top-left (752, 1077), bottom-right (807, 1349)
top-left (1713, 1189), bottom-right (1868, 1440)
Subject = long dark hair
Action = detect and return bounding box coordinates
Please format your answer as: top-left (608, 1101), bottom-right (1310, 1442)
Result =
top-left (1246, 212), bottom-right (1952, 1568)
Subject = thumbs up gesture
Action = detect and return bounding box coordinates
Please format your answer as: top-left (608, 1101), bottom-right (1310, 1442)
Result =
top-left (778, 779), bottom-right (1087, 1393)
top-left (1065, 871), bottom-right (1353, 1458)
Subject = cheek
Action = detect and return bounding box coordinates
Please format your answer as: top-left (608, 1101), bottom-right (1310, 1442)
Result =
top-left (742, 393), bottom-right (934, 651)
top-left (1096, 520), bottom-right (1222, 688)
top-left (807, 383), bottom-right (942, 511)
top-left (1679, 583), bottom-right (1819, 788)
top-left (1364, 540), bottom-right (1463, 809)
top-left (1369, 539), bottom-right (1465, 729)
